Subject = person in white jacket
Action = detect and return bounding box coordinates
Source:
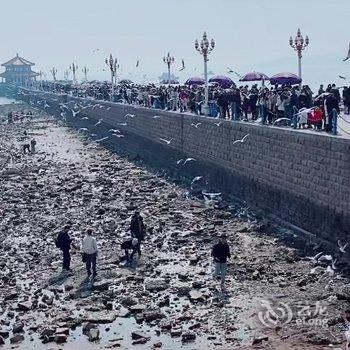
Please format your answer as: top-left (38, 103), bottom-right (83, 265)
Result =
top-left (82, 229), bottom-right (98, 277)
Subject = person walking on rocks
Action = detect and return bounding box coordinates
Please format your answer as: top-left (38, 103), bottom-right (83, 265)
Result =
top-left (82, 228), bottom-right (98, 277)
top-left (56, 225), bottom-right (73, 272)
top-left (130, 211), bottom-right (145, 256)
top-left (212, 234), bottom-right (231, 291)
top-left (30, 138), bottom-right (37, 153)
top-left (120, 237), bottom-right (140, 267)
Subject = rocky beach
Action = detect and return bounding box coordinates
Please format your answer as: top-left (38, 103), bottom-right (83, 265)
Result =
top-left (0, 103), bottom-right (349, 350)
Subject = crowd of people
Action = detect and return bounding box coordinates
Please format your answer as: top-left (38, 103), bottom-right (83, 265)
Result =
top-left (39, 80), bottom-right (350, 132)
top-left (55, 211), bottom-right (231, 290)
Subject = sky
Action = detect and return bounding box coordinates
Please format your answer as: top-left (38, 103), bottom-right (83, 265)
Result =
top-left (0, 0), bottom-right (349, 89)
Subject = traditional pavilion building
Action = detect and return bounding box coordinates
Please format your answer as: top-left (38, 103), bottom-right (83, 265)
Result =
top-left (0, 54), bottom-right (39, 86)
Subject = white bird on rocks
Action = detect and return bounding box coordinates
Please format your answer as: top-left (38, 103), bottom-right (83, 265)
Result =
top-left (183, 158), bottom-right (196, 165)
top-left (159, 137), bottom-right (173, 145)
top-left (125, 113), bottom-right (135, 118)
top-left (310, 266), bottom-right (325, 275)
top-left (338, 240), bottom-right (348, 253)
top-left (108, 129), bottom-right (120, 134)
top-left (94, 119), bottom-right (103, 126)
top-left (202, 191), bottom-right (222, 198)
top-left (191, 122), bottom-right (202, 128)
top-left (233, 134), bottom-right (250, 145)
top-left (191, 176), bottom-right (203, 185)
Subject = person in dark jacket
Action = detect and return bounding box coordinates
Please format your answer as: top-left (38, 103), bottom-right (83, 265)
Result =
top-left (130, 211), bottom-right (145, 242)
top-left (325, 93), bottom-right (340, 132)
top-left (56, 225), bottom-right (73, 272)
top-left (120, 238), bottom-right (140, 267)
top-left (212, 234), bottom-right (231, 290)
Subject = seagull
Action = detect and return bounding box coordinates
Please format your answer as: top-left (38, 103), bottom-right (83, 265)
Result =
top-left (92, 104), bottom-right (100, 109)
top-left (94, 136), bottom-right (109, 142)
top-left (90, 133), bottom-right (97, 137)
top-left (227, 67), bottom-right (241, 78)
top-left (106, 107), bottom-right (112, 110)
top-left (191, 176), bottom-right (203, 185)
top-left (71, 110), bottom-right (80, 117)
top-left (318, 254), bottom-right (333, 262)
top-left (92, 48), bottom-right (100, 52)
top-left (183, 158), bottom-right (196, 165)
top-left (118, 122), bottom-right (127, 126)
top-left (124, 113), bottom-right (135, 118)
top-left (59, 103), bottom-right (68, 109)
top-left (339, 75), bottom-right (347, 80)
top-left (78, 128), bottom-right (88, 133)
top-left (136, 60), bottom-right (139, 67)
top-left (310, 266), bottom-right (325, 275)
top-left (342, 42), bottom-right (350, 61)
top-left (233, 133), bottom-right (250, 145)
top-left (338, 240), bottom-right (348, 253)
top-left (176, 159), bottom-right (184, 165)
top-left (179, 59), bottom-right (185, 71)
top-left (306, 252), bottom-right (323, 263)
top-left (153, 115), bottom-right (161, 119)
top-left (108, 129), bottom-right (120, 134)
top-left (112, 133), bottom-right (124, 138)
top-left (191, 122), bottom-right (202, 128)
top-left (214, 121), bottom-right (221, 127)
top-left (159, 137), bottom-right (173, 145)
top-left (202, 191), bottom-right (222, 198)
top-left (94, 119), bottom-right (103, 126)
top-left (81, 117), bottom-right (89, 120)
top-left (44, 101), bottom-right (50, 108)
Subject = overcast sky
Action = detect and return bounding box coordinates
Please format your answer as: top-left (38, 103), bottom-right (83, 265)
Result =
top-left (1, 0), bottom-right (349, 89)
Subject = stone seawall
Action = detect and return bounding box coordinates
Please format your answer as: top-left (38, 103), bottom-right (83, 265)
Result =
top-left (23, 91), bottom-right (350, 246)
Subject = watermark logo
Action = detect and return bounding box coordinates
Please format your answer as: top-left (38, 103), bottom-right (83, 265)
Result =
top-left (258, 300), bottom-right (329, 328)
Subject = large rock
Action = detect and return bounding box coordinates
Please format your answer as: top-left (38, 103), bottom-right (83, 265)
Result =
top-left (182, 331), bottom-right (196, 342)
top-left (84, 311), bottom-right (117, 324)
top-left (54, 334), bottom-right (67, 343)
top-left (10, 334), bottom-right (24, 344)
top-left (131, 331), bottom-right (149, 340)
top-left (145, 279), bottom-right (168, 292)
top-left (17, 302), bottom-right (32, 311)
top-left (12, 322), bottom-right (24, 333)
top-left (93, 280), bottom-right (111, 292)
top-left (143, 309), bottom-right (165, 323)
top-left (88, 328), bottom-right (100, 342)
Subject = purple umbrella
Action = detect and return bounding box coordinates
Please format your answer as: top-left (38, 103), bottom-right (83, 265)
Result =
top-left (269, 72), bottom-right (301, 85)
top-left (185, 77), bottom-right (205, 86)
top-left (239, 71), bottom-right (269, 82)
top-left (160, 79), bottom-right (179, 85)
top-left (209, 75), bottom-right (234, 88)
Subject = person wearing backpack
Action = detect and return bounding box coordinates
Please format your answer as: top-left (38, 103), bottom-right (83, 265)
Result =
top-left (56, 225), bottom-right (73, 272)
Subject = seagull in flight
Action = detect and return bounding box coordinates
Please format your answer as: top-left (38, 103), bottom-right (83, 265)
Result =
top-left (318, 254), bottom-right (333, 262)
top-left (306, 252), bottom-right (323, 264)
top-left (227, 67), bottom-right (241, 78)
top-left (136, 60), bottom-right (140, 67)
top-left (94, 119), bottom-right (103, 126)
top-left (92, 48), bottom-right (100, 52)
top-left (202, 191), bottom-right (222, 198)
top-left (94, 136), bottom-right (109, 142)
top-left (214, 121), bottom-right (221, 127)
top-left (81, 117), bottom-right (89, 120)
top-left (159, 137), bottom-right (173, 145)
top-left (108, 129), bottom-right (120, 134)
top-left (176, 159), bottom-right (184, 165)
top-left (153, 115), bottom-right (161, 119)
top-left (191, 176), bottom-right (203, 185)
top-left (71, 110), bottom-right (80, 117)
top-left (191, 122), bottom-right (202, 128)
top-left (339, 75), bottom-right (346, 80)
top-left (112, 133), bottom-right (125, 138)
top-left (342, 42), bottom-right (350, 61)
top-left (179, 59), bottom-right (185, 71)
top-left (78, 128), bottom-right (88, 133)
top-left (118, 122), bottom-right (127, 126)
top-left (338, 240), bottom-right (348, 253)
top-left (183, 158), bottom-right (196, 165)
top-left (106, 107), bottom-right (112, 110)
top-left (124, 113), bottom-right (135, 118)
top-left (273, 117), bottom-right (291, 125)
top-left (233, 133), bottom-right (250, 145)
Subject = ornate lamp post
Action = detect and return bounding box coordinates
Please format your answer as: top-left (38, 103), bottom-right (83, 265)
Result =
top-left (289, 28), bottom-right (309, 88)
top-left (105, 54), bottom-right (118, 101)
top-left (82, 66), bottom-right (89, 82)
top-left (163, 52), bottom-right (174, 87)
top-left (195, 32), bottom-right (215, 116)
top-left (50, 67), bottom-right (57, 92)
top-left (70, 63), bottom-right (78, 84)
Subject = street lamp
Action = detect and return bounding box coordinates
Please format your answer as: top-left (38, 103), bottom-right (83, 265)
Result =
top-left (105, 54), bottom-right (118, 102)
top-left (195, 32), bottom-right (215, 116)
top-left (50, 67), bottom-right (57, 92)
top-left (70, 63), bottom-right (78, 84)
top-left (289, 28), bottom-right (309, 88)
top-left (163, 52), bottom-right (174, 87)
top-left (82, 66), bottom-right (89, 82)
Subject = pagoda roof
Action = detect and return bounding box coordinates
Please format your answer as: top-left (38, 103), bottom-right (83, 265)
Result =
top-left (2, 54), bottom-right (35, 67)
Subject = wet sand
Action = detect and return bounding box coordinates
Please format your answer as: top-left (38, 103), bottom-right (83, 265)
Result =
top-left (0, 104), bottom-right (349, 350)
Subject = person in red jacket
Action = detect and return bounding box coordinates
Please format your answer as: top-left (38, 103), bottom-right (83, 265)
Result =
top-left (308, 107), bottom-right (324, 130)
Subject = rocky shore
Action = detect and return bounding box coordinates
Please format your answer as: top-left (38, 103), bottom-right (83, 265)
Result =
top-left (0, 104), bottom-right (349, 349)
